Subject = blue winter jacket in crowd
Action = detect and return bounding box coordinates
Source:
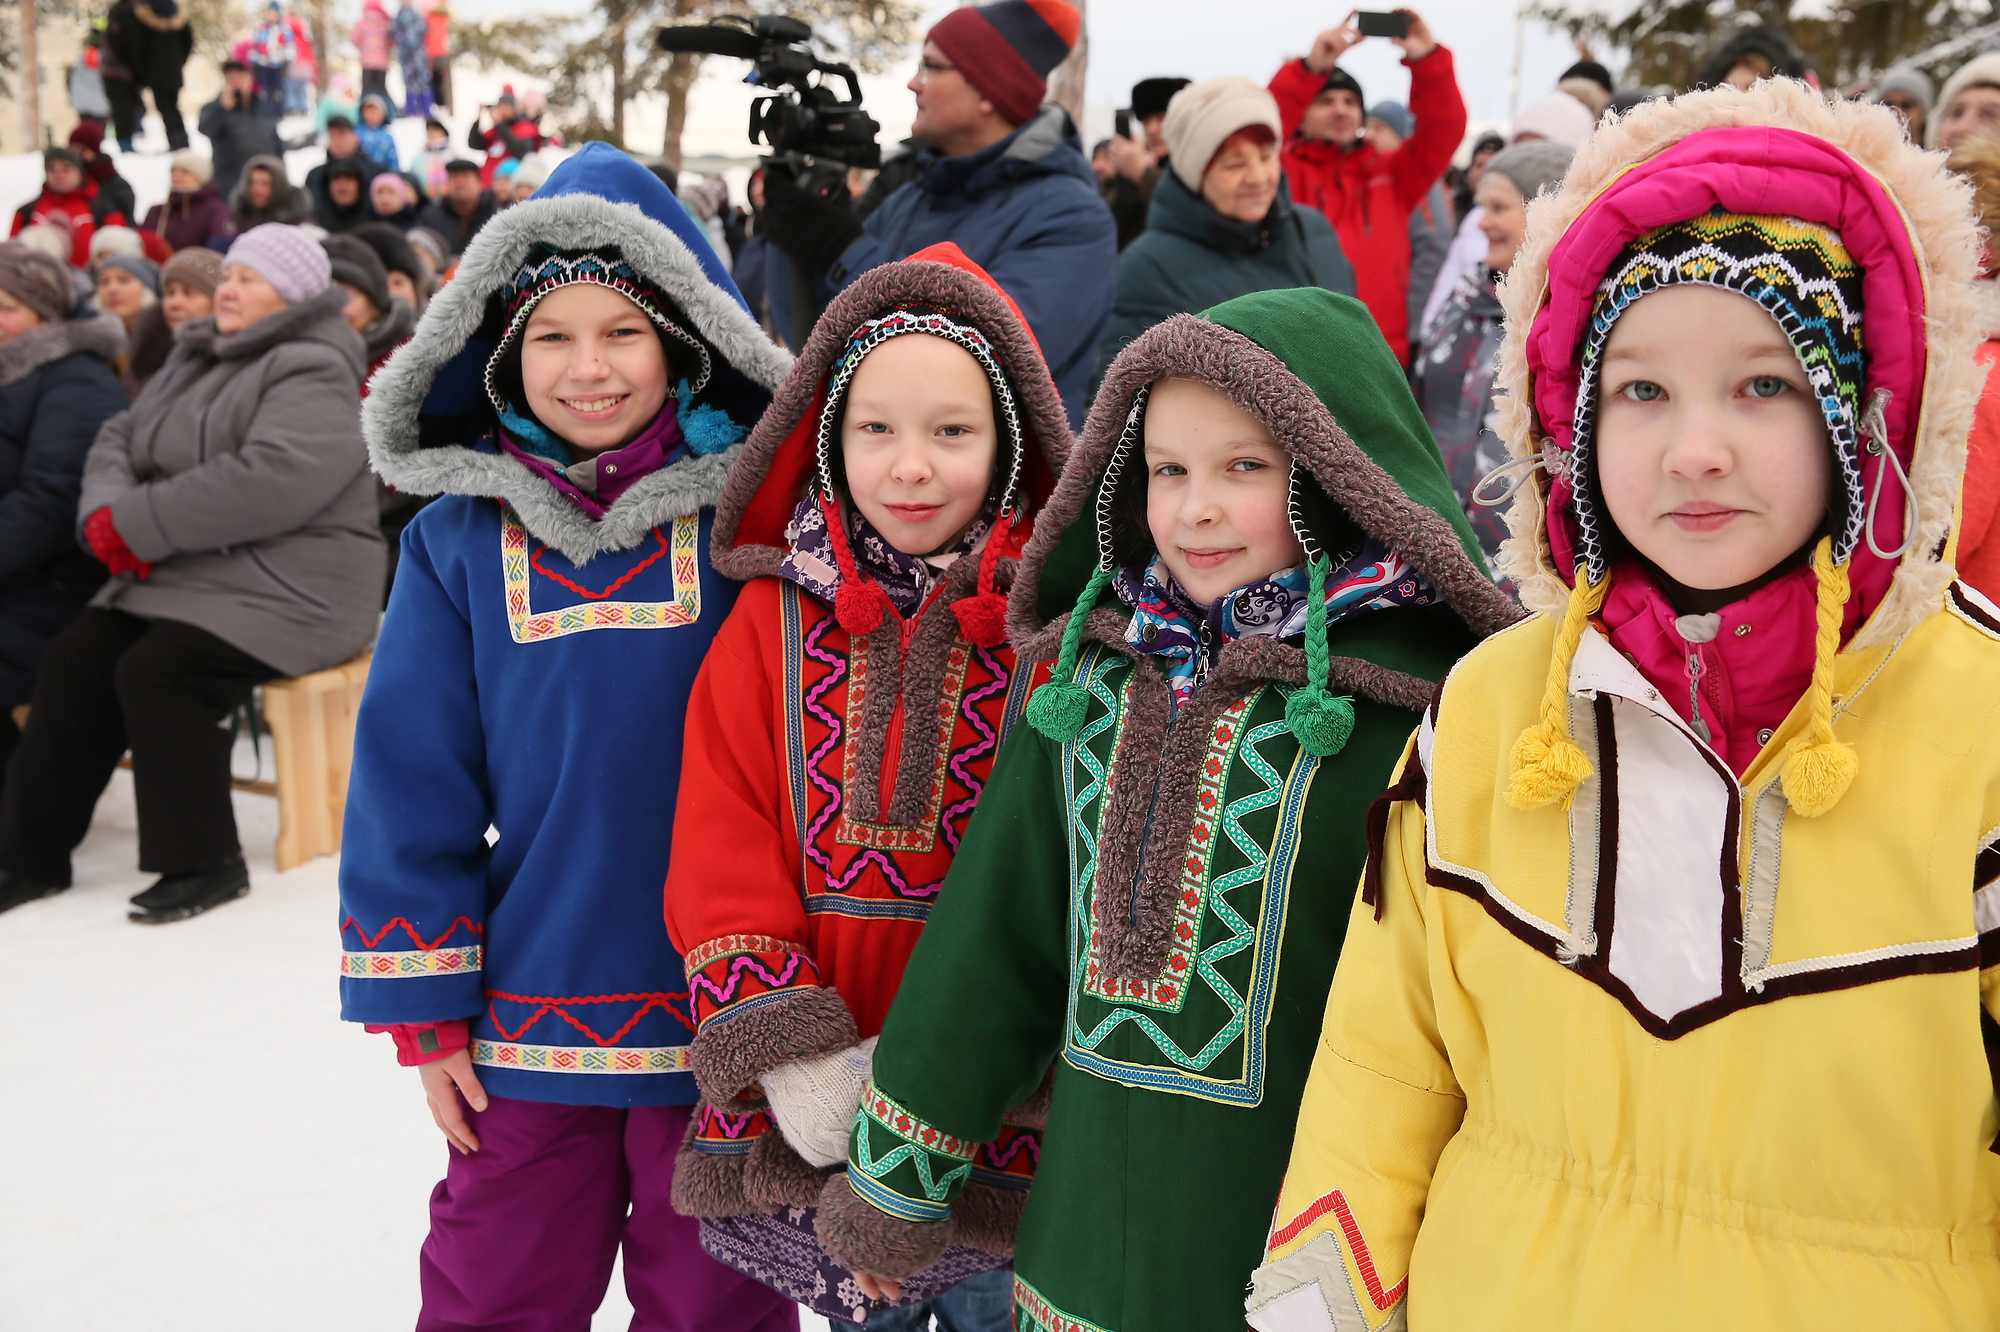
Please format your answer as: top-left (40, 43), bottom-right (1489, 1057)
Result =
top-left (827, 104), bottom-right (1117, 429)
top-left (0, 309), bottom-right (125, 706)
top-left (339, 143), bottom-right (793, 1108)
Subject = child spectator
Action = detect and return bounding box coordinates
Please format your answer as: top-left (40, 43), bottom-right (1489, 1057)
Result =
top-left (662, 244), bottom-right (1074, 1328)
top-left (245, 1), bottom-right (294, 110)
top-left (356, 92), bottom-right (402, 171)
top-left (337, 142), bottom-right (797, 1332)
top-left (818, 287), bottom-right (1516, 1332)
top-left (425, 0), bottom-right (452, 112)
top-left (393, 0), bottom-right (430, 118)
top-left (411, 116), bottom-right (452, 199)
top-left (354, 0), bottom-right (393, 101)
top-left (1249, 80), bottom-right (2000, 1330)
top-left (369, 173), bottom-right (420, 230)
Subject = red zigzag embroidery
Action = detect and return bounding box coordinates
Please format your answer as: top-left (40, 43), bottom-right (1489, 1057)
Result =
top-left (1269, 1189), bottom-right (1407, 1313)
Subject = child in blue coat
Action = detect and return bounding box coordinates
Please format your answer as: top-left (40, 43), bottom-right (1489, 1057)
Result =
top-left (339, 141), bottom-right (799, 1332)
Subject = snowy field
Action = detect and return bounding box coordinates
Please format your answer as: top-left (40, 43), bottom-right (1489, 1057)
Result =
top-left (0, 770), bottom-right (839, 1331)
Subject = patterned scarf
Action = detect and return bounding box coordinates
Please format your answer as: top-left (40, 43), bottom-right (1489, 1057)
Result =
top-left (777, 495), bottom-right (992, 617)
top-left (1117, 538), bottom-right (1438, 713)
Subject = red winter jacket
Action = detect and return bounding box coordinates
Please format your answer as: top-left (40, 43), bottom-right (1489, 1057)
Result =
top-left (1270, 46), bottom-right (1465, 365)
top-left (11, 179), bottom-right (127, 268)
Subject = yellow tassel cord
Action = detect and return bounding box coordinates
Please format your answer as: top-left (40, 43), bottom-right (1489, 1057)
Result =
top-left (1780, 537), bottom-right (1858, 817)
top-left (1506, 566), bottom-right (1610, 811)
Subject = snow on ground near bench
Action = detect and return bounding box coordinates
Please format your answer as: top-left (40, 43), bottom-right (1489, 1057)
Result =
top-left (0, 771), bottom-right (836, 1331)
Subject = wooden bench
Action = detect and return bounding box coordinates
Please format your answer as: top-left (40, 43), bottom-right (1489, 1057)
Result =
top-left (260, 652), bottom-right (372, 871)
top-left (16, 650), bottom-right (373, 873)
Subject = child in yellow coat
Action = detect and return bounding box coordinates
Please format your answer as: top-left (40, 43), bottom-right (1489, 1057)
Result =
top-left (1249, 81), bottom-right (2000, 1331)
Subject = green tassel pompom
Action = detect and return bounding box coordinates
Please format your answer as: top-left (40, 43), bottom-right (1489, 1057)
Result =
top-left (1286, 687), bottom-right (1355, 757)
top-left (1286, 551), bottom-right (1353, 757)
top-left (1027, 563), bottom-right (1115, 742)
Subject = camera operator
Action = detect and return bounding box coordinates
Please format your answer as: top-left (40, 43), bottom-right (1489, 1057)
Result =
top-left (198, 61), bottom-right (283, 196)
top-left (760, 0), bottom-right (1116, 428)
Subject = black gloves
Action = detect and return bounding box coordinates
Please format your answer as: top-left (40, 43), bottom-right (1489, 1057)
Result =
top-left (760, 169), bottom-right (865, 278)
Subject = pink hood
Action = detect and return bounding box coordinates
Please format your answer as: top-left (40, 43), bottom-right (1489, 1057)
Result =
top-left (1490, 81), bottom-right (1985, 770)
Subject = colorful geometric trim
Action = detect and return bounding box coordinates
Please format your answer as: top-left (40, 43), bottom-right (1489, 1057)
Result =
top-left (847, 1081), bottom-right (977, 1223)
top-left (690, 1102), bottom-right (773, 1157)
top-left (683, 933), bottom-right (808, 972)
top-left (835, 632), bottom-right (973, 852)
top-left (340, 946), bottom-right (483, 978)
top-left (687, 941), bottom-right (823, 1030)
top-left (1268, 1188), bottom-right (1407, 1313)
top-left (1083, 693), bottom-right (1253, 1011)
top-left (471, 1039), bottom-right (692, 1074)
top-left (1062, 661), bottom-right (1319, 1105)
top-left (1014, 1274), bottom-right (1114, 1332)
top-left (502, 507), bottom-right (702, 642)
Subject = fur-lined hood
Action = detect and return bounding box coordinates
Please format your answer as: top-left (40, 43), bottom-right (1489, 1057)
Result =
top-left (0, 309), bottom-right (125, 387)
top-left (1012, 288), bottom-right (1521, 707)
top-left (1494, 79), bottom-right (1983, 653)
top-left (711, 242), bottom-right (1069, 584)
top-left (363, 142), bottom-right (791, 566)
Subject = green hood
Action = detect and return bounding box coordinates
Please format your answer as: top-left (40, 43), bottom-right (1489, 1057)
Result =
top-left (1010, 288), bottom-right (1519, 698)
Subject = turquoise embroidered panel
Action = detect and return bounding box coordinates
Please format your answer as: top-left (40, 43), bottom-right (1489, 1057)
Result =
top-left (1058, 646), bottom-right (1319, 1106)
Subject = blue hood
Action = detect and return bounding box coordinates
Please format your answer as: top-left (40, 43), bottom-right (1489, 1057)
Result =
top-left (538, 142), bottom-right (748, 314)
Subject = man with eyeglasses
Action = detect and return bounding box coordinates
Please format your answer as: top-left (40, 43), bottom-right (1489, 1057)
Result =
top-left (760, 0), bottom-right (1116, 430)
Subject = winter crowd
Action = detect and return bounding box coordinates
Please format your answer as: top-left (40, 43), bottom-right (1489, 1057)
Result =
top-left (8, 0), bottom-right (2000, 1329)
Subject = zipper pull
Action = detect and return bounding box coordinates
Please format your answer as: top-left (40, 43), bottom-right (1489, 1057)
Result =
top-left (899, 611), bottom-right (916, 655)
top-left (1673, 613), bottom-right (1720, 745)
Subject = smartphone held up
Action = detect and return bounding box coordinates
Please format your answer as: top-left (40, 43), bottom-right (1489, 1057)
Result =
top-left (1354, 9), bottom-right (1411, 38)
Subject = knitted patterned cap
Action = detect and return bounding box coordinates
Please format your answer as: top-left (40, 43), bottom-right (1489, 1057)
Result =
top-left (1566, 207), bottom-right (1867, 585)
top-left (810, 303), bottom-right (1028, 645)
top-left (481, 241), bottom-right (712, 417)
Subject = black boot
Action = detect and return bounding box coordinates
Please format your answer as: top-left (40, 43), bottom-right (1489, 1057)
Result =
top-left (128, 857), bottom-right (250, 924)
top-left (0, 869), bottom-right (68, 914)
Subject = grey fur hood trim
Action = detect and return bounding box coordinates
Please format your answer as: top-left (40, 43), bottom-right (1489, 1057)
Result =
top-left (0, 309), bottom-right (126, 385)
top-left (711, 254), bottom-right (1072, 581)
top-left (362, 189), bottom-right (792, 565)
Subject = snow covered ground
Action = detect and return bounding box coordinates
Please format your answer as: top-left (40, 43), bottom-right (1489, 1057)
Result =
top-left (0, 770), bottom-right (839, 1330)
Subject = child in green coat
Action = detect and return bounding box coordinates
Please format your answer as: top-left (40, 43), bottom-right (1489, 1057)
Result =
top-left (808, 288), bottom-right (1519, 1332)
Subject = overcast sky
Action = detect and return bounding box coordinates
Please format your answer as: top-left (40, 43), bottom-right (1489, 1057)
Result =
top-left (442, 0), bottom-right (1592, 158)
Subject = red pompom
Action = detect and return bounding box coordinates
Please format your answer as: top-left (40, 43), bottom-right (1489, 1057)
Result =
top-left (952, 592), bottom-right (1009, 647)
top-left (835, 579), bottom-right (892, 635)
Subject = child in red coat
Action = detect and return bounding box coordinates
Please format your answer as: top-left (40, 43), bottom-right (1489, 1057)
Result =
top-left (663, 244), bottom-right (1069, 1328)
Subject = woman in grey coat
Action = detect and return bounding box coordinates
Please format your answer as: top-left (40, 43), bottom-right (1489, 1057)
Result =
top-left (0, 224), bottom-right (383, 923)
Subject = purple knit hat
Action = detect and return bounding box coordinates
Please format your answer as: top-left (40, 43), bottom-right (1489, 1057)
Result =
top-left (224, 224), bottom-right (331, 303)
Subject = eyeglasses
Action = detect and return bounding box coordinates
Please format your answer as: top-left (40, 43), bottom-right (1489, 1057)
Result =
top-left (915, 57), bottom-right (957, 83)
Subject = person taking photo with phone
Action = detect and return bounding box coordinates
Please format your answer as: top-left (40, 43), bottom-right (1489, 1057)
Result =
top-left (1269, 7), bottom-right (1464, 367)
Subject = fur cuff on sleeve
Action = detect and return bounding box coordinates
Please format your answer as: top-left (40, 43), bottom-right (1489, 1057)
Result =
top-left (948, 1180), bottom-right (1029, 1258)
top-left (688, 984), bottom-right (859, 1112)
top-left (814, 1171), bottom-right (956, 1279)
top-left (670, 1101), bottom-right (756, 1219)
top-left (742, 1125), bottom-right (840, 1212)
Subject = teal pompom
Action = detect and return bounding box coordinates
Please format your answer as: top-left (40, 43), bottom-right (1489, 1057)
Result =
top-left (1286, 687), bottom-right (1355, 757)
top-left (497, 404), bottom-right (571, 463)
top-left (1026, 679), bottom-right (1092, 741)
top-left (677, 378), bottom-right (748, 456)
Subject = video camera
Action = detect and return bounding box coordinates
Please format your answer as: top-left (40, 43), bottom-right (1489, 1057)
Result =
top-left (655, 15), bottom-right (881, 182)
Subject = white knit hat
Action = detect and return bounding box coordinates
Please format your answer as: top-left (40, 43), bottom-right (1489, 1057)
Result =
top-left (1510, 89), bottom-right (1597, 148)
top-left (1929, 52), bottom-right (2000, 148)
top-left (225, 224), bottom-right (331, 303)
top-left (1162, 75), bottom-right (1282, 192)
top-left (169, 149), bottom-right (214, 187)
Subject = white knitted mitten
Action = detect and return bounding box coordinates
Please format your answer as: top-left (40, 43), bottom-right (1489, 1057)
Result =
top-left (761, 1036), bottom-right (878, 1168)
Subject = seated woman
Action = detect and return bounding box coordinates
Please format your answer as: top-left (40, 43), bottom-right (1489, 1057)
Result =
top-left (0, 242), bottom-right (129, 878)
top-left (121, 247), bottom-right (225, 398)
top-left (1094, 75), bottom-right (1354, 378)
top-left (0, 224), bottom-right (384, 923)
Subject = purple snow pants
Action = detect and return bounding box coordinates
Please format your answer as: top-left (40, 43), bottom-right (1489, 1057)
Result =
top-left (418, 1096), bottom-right (801, 1332)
